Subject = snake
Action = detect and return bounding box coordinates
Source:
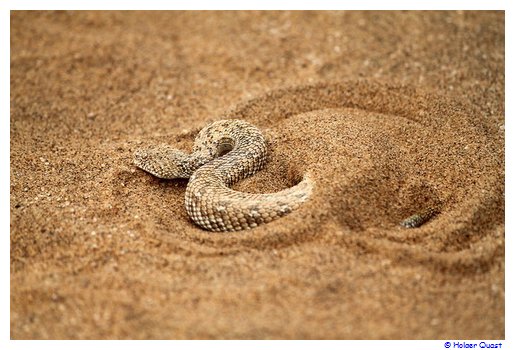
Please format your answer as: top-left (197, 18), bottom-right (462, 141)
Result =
top-left (133, 119), bottom-right (313, 232)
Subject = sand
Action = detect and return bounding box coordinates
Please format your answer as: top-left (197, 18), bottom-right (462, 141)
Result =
top-left (10, 11), bottom-right (504, 339)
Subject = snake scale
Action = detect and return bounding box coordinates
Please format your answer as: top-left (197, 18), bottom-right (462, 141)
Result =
top-left (134, 119), bottom-right (313, 232)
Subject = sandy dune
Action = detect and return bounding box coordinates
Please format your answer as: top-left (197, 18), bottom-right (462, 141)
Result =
top-left (10, 11), bottom-right (504, 339)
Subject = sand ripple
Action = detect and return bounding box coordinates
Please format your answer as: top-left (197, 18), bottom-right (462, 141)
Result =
top-left (120, 81), bottom-right (503, 273)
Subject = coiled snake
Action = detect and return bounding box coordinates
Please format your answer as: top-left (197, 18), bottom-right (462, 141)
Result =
top-left (134, 119), bottom-right (313, 232)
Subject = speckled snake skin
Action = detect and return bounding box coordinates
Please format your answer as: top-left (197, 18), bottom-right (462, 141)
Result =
top-left (134, 119), bottom-right (313, 232)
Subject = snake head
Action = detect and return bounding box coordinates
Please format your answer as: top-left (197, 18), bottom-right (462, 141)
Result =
top-left (134, 144), bottom-right (193, 179)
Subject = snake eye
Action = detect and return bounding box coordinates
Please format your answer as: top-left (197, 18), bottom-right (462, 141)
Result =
top-left (133, 150), bottom-right (147, 166)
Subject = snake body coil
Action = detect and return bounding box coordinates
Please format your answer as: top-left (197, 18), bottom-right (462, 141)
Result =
top-left (134, 119), bottom-right (313, 232)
